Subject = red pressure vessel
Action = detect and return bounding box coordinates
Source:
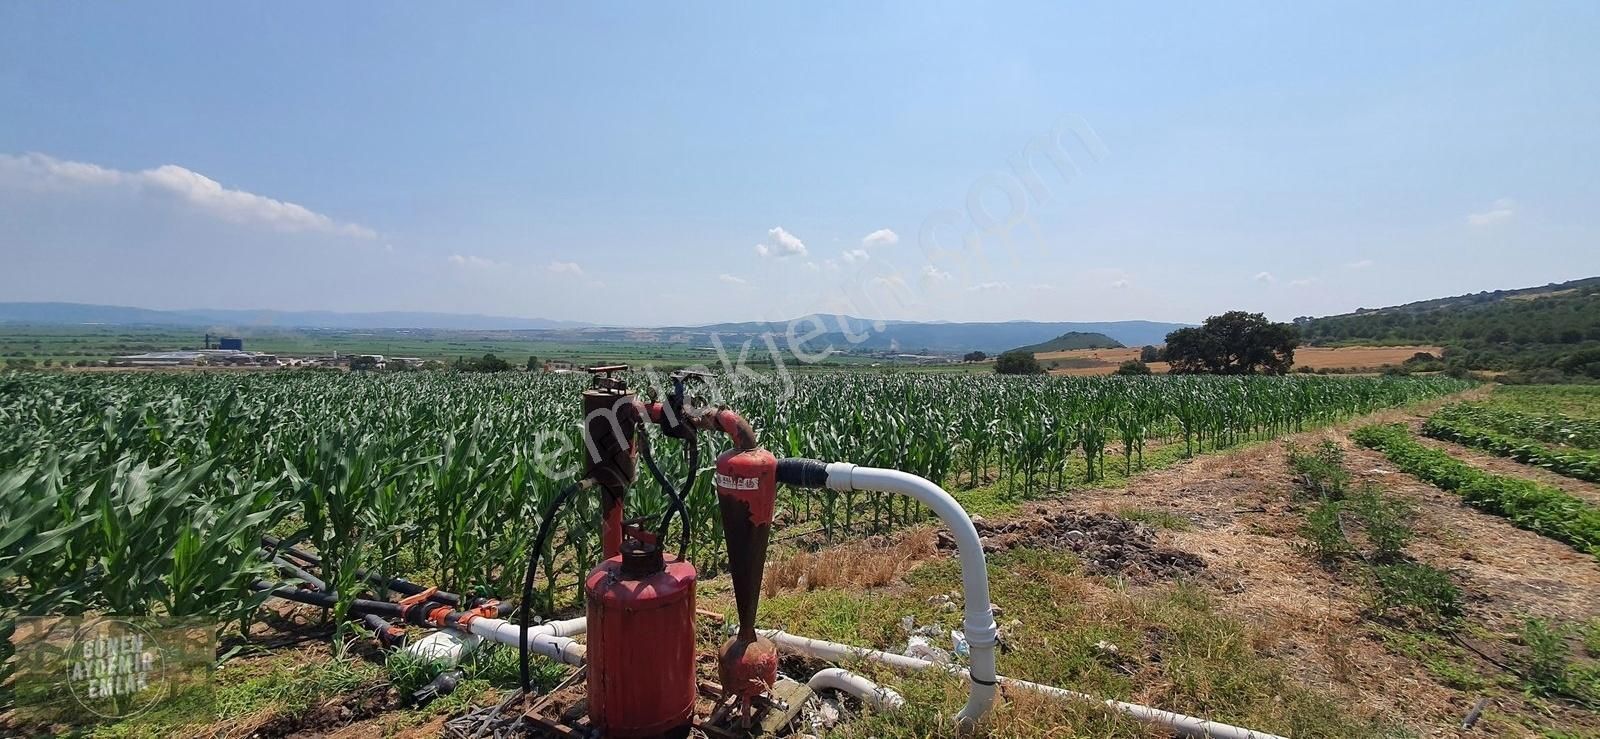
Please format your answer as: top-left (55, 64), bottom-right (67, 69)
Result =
top-left (585, 546), bottom-right (697, 738)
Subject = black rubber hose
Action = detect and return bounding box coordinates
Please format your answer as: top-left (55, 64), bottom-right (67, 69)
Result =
top-left (362, 614), bottom-right (407, 649)
top-left (679, 437), bottom-right (700, 547)
top-left (638, 433), bottom-right (691, 558)
top-left (776, 457), bottom-right (830, 488)
top-left (519, 480), bottom-right (582, 693)
top-left (270, 556), bottom-right (329, 593)
top-left (252, 580), bottom-right (405, 618)
top-left (261, 535), bottom-right (462, 606)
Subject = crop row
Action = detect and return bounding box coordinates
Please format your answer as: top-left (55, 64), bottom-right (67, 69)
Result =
top-left (1352, 424), bottom-right (1600, 559)
top-left (0, 371), bottom-right (1473, 630)
top-left (1424, 407), bottom-right (1600, 483)
top-left (1428, 402), bottom-right (1600, 451)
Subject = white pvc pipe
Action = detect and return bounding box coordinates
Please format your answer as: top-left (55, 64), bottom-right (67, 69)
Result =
top-left (807, 667), bottom-right (906, 711)
top-left (824, 463), bottom-right (999, 728)
top-left (464, 616), bottom-right (588, 666)
top-left (765, 630), bottom-right (1286, 739)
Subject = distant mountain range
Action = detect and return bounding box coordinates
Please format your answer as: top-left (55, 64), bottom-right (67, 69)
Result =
top-left (0, 302), bottom-right (593, 331)
top-left (551, 316), bottom-right (1183, 353)
top-left (0, 302), bottom-right (1190, 353)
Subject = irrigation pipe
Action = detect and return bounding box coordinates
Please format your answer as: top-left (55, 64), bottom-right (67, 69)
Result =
top-left (806, 667), bottom-right (905, 711)
top-left (785, 462), bottom-right (998, 729)
top-left (763, 630), bottom-right (1287, 739)
top-left (466, 615), bottom-right (588, 667)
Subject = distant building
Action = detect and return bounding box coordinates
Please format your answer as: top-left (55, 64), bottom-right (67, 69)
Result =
top-left (219, 337), bottom-right (243, 351)
top-left (111, 349), bottom-right (278, 367)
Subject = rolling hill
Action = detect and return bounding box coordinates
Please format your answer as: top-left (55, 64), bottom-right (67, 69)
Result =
top-left (1295, 277), bottom-right (1600, 346)
top-left (1008, 331), bottom-right (1125, 354)
top-left (1295, 276), bottom-right (1600, 378)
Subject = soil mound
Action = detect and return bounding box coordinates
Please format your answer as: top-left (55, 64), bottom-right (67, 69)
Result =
top-left (939, 510), bottom-right (1205, 580)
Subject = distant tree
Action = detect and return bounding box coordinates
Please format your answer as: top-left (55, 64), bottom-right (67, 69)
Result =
top-left (526, 355), bottom-right (540, 371)
top-left (455, 353), bottom-right (512, 373)
top-left (963, 351), bottom-right (988, 362)
top-left (1556, 347), bottom-right (1600, 379)
top-left (349, 355), bottom-right (380, 371)
top-left (1138, 345), bottom-right (1162, 363)
top-left (1164, 311), bottom-right (1299, 375)
top-left (1114, 360), bottom-right (1152, 375)
top-left (994, 350), bottom-right (1045, 375)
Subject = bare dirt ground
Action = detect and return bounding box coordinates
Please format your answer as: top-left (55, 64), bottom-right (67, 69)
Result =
top-left (1039, 345), bottom-right (1443, 376)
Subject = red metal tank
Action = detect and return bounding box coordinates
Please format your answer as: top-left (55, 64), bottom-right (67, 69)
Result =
top-left (713, 447), bottom-right (779, 703)
top-left (585, 545), bottom-right (697, 738)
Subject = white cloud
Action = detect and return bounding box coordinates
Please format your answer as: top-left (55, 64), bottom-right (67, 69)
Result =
top-left (966, 281), bottom-right (1009, 292)
top-left (922, 265), bottom-right (952, 282)
top-left (869, 275), bottom-right (908, 290)
top-left (1110, 279), bottom-right (1130, 289)
top-left (841, 248), bottom-right (869, 264)
top-left (448, 254), bottom-right (498, 268)
top-left (0, 152), bottom-right (377, 239)
top-left (1288, 278), bottom-right (1314, 287)
top-left (804, 261), bottom-right (821, 272)
top-left (822, 259), bottom-right (840, 271)
top-left (861, 228), bottom-right (899, 248)
top-left (1467, 198), bottom-right (1515, 227)
top-left (1346, 259), bottom-right (1374, 270)
top-left (547, 260), bottom-right (584, 276)
top-left (754, 226), bottom-right (808, 258)
top-left (1254, 271), bottom-right (1275, 284)
top-left (718, 273), bottom-right (748, 285)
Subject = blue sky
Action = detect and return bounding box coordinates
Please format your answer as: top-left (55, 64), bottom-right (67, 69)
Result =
top-left (2, 2), bottom-right (1596, 326)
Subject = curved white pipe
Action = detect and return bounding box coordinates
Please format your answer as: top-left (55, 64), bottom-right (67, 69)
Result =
top-left (465, 616), bottom-right (588, 666)
top-left (823, 463), bottom-right (999, 728)
top-left (765, 630), bottom-right (1286, 739)
top-left (807, 667), bottom-right (906, 711)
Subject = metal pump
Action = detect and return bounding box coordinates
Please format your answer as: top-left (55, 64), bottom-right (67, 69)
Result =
top-left (572, 366), bottom-right (785, 736)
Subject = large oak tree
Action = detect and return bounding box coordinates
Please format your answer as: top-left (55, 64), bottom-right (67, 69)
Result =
top-left (1164, 311), bottom-right (1298, 375)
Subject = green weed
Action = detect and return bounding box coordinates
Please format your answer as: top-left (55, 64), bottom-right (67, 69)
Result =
top-left (1346, 484), bottom-right (1415, 563)
top-left (1370, 562), bottom-right (1462, 626)
top-left (1299, 499), bottom-right (1350, 564)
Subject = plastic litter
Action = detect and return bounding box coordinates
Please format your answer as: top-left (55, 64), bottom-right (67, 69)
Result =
top-left (903, 635), bottom-right (950, 663)
top-left (950, 629), bottom-right (970, 658)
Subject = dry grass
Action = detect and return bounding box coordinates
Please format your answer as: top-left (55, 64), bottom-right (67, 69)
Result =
top-left (1039, 345), bottom-right (1443, 376)
top-left (763, 528), bottom-right (938, 596)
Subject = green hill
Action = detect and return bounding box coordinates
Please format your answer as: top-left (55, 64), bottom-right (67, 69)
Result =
top-left (1010, 331), bottom-right (1125, 354)
top-left (1296, 277), bottom-right (1600, 380)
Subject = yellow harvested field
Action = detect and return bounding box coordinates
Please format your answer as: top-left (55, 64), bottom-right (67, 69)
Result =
top-left (1039, 345), bottom-right (1443, 376)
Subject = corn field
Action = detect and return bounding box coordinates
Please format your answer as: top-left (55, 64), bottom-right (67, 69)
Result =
top-left (0, 370), bottom-right (1471, 638)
